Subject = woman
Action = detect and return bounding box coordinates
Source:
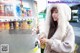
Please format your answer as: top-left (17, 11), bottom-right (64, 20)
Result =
top-left (39, 4), bottom-right (75, 53)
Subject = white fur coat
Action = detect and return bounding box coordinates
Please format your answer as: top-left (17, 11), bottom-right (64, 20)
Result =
top-left (40, 4), bottom-right (75, 53)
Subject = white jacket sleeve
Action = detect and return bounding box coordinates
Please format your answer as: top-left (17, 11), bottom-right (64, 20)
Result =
top-left (46, 26), bottom-right (75, 53)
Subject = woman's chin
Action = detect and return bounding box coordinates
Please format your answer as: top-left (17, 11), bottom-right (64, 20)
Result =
top-left (54, 19), bottom-right (57, 21)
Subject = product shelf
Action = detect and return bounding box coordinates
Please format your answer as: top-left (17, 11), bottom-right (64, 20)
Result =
top-left (0, 17), bottom-right (33, 22)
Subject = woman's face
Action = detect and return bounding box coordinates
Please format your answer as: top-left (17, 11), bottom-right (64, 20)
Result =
top-left (52, 9), bottom-right (58, 21)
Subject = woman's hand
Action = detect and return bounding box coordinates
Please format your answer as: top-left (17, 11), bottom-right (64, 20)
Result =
top-left (40, 38), bottom-right (48, 44)
top-left (39, 33), bottom-right (46, 44)
top-left (39, 38), bottom-right (48, 49)
top-left (38, 33), bottom-right (48, 49)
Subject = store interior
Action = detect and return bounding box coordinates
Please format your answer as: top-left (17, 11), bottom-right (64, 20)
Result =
top-left (0, 0), bottom-right (38, 53)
